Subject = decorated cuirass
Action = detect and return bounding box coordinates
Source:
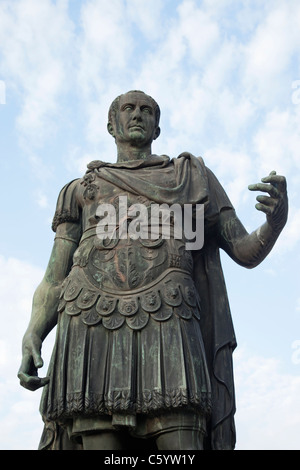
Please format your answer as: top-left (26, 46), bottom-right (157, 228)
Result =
top-left (58, 182), bottom-right (201, 331)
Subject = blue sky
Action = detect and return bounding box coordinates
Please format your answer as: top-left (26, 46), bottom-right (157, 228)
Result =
top-left (0, 0), bottom-right (300, 450)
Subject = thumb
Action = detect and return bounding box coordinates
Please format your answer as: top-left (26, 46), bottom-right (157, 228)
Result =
top-left (32, 349), bottom-right (43, 369)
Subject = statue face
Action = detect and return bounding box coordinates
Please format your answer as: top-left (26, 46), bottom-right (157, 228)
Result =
top-left (108, 92), bottom-right (160, 146)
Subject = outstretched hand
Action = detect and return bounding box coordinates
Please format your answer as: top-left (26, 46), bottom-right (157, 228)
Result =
top-left (18, 333), bottom-right (50, 391)
top-left (248, 171), bottom-right (288, 231)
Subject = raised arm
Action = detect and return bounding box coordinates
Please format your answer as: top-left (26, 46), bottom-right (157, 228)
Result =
top-left (18, 221), bottom-right (80, 391)
top-left (218, 172), bottom-right (288, 268)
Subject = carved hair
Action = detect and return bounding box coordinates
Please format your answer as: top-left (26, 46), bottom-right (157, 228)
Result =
top-left (108, 90), bottom-right (161, 127)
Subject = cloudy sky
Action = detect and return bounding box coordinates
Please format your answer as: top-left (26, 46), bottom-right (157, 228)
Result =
top-left (0, 0), bottom-right (300, 450)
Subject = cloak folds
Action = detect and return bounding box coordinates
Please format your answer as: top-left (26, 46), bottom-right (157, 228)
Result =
top-left (39, 153), bottom-right (236, 450)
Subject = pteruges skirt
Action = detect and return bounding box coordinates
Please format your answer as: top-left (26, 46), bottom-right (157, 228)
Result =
top-left (40, 277), bottom-right (212, 432)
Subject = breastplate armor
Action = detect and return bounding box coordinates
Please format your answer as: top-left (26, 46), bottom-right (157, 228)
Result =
top-left (58, 230), bottom-right (201, 331)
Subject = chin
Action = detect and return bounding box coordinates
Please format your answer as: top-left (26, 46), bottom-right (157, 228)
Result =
top-left (129, 133), bottom-right (146, 144)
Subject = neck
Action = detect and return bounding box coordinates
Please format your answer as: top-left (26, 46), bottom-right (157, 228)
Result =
top-left (116, 142), bottom-right (152, 162)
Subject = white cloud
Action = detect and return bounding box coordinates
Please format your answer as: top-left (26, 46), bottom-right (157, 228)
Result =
top-left (127, 0), bottom-right (164, 41)
top-left (79, 0), bottom-right (133, 75)
top-left (242, 2), bottom-right (300, 106)
top-left (291, 340), bottom-right (300, 363)
top-left (0, 255), bottom-right (49, 449)
top-left (234, 347), bottom-right (300, 450)
top-left (0, 255), bottom-right (44, 368)
top-left (0, 0), bottom-right (74, 147)
top-left (35, 190), bottom-right (49, 209)
top-left (203, 147), bottom-right (253, 209)
top-left (75, 0), bottom-right (138, 147)
top-left (128, 1), bottom-right (222, 117)
top-left (0, 387), bottom-right (44, 450)
top-left (201, 39), bottom-right (240, 92)
top-left (253, 107), bottom-right (300, 177)
top-left (271, 206), bottom-right (300, 256)
top-left (64, 145), bottom-right (115, 175)
top-left (74, 0), bottom-right (230, 155)
top-left (176, 0), bottom-right (220, 66)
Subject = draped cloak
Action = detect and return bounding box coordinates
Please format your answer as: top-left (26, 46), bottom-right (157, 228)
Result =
top-left (39, 153), bottom-right (237, 450)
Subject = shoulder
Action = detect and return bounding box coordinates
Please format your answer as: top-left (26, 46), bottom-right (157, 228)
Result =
top-left (52, 179), bottom-right (82, 232)
top-left (58, 178), bottom-right (81, 195)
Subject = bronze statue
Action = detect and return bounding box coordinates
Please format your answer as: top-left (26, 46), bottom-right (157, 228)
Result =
top-left (18, 90), bottom-right (288, 450)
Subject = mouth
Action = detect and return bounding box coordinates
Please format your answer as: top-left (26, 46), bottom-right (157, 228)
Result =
top-left (129, 125), bottom-right (144, 131)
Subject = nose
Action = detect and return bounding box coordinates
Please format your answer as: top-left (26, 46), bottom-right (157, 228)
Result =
top-left (132, 107), bottom-right (142, 121)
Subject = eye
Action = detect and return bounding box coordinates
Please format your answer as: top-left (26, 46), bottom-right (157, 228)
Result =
top-left (123, 104), bottom-right (134, 111)
top-left (142, 107), bottom-right (152, 114)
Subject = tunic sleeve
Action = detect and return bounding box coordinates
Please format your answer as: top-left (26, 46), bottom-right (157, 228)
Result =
top-left (205, 167), bottom-right (233, 216)
top-left (51, 179), bottom-right (81, 232)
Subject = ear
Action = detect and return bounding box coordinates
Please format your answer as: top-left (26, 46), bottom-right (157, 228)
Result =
top-left (107, 122), bottom-right (115, 138)
top-left (154, 126), bottom-right (161, 140)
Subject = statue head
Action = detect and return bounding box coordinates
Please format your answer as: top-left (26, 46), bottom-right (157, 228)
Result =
top-left (107, 90), bottom-right (161, 146)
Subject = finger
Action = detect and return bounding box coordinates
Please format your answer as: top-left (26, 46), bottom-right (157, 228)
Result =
top-left (18, 371), bottom-right (40, 391)
top-left (248, 182), bottom-right (279, 198)
top-left (19, 352), bottom-right (32, 375)
top-left (255, 203), bottom-right (272, 216)
top-left (19, 350), bottom-right (43, 376)
top-left (256, 195), bottom-right (277, 206)
top-left (261, 174), bottom-right (287, 191)
top-left (32, 350), bottom-right (43, 369)
top-left (18, 371), bottom-right (50, 391)
top-left (261, 171), bottom-right (277, 182)
top-left (39, 376), bottom-right (50, 387)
